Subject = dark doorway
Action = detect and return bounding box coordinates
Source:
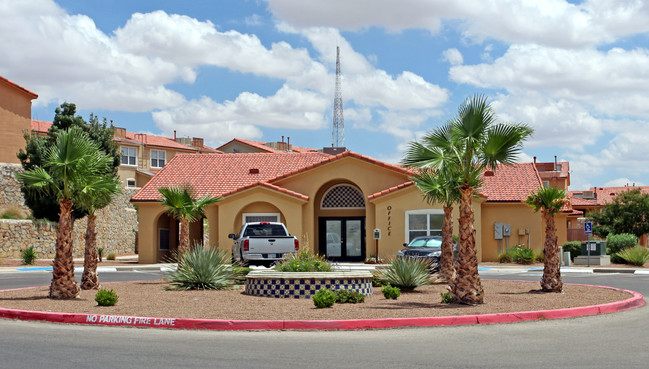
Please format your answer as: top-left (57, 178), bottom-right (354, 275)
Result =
top-left (318, 217), bottom-right (365, 262)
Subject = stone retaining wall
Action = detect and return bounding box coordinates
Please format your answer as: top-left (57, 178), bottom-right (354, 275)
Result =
top-left (0, 163), bottom-right (139, 259)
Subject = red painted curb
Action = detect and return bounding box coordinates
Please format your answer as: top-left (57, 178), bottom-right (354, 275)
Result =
top-left (0, 283), bottom-right (644, 331)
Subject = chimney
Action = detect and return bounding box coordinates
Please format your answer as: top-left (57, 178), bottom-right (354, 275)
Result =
top-left (554, 155), bottom-right (557, 171)
top-left (282, 135), bottom-right (284, 143)
top-left (287, 137), bottom-right (290, 146)
top-left (533, 156), bottom-right (536, 164)
top-left (192, 137), bottom-right (204, 148)
top-left (174, 130), bottom-right (176, 140)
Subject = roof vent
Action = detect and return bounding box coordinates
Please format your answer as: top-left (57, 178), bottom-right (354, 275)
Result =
top-left (582, 190), bottom-right (595, 199)
top-left (484, 170), bottom-right (495, 177)
top-left (249, 168), bottom-right (260, 174)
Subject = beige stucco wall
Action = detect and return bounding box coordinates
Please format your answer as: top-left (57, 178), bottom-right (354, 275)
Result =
top-left (0, 81), bottom-right (34, 164)
top-left (480, 202), bottom-right (568, 261)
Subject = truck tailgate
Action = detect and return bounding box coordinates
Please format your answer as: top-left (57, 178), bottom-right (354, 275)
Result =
top-left (248, 237), bottom-right (295, 253)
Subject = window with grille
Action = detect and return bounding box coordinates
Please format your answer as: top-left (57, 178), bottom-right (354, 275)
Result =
top-left (120, 146), bottom-right (136, 166)
top-left (321, 184), bottom-right (365, 209)
top-left (243, 213), bottom-right (280, 223)
top-left (151, 149), bottom-right (166, 168)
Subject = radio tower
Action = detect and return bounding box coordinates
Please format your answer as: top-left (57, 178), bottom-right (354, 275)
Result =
top-left (332, 46), bottom-right (344, 147)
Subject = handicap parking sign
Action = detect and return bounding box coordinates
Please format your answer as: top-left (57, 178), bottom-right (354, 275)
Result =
top-left (584, 222), bottom-right (592, 234)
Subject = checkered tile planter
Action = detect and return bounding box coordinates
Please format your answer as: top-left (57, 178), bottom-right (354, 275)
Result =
top-left (245, 271), bottom-right (373, 299)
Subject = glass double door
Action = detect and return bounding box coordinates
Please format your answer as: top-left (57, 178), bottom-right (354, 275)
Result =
top-left (319, 217), bottom-right (365, 262)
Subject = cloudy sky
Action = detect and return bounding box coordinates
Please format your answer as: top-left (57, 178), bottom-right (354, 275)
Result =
top-left (2, 0), bottom-right (649, 190)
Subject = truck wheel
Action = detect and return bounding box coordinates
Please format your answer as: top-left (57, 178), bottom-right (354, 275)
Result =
top-left (239, 251), bottom-right (248, 267)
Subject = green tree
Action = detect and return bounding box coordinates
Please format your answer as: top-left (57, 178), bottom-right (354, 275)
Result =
top-left (409, 167), bottom-right (462, 283)
top-left (158, 186), bottom-right (222, 254)
top-left (76, 174), bottom-right (122, 290)
top-left (403, 95), bottom-right (533, 305)
top-left (17, 127), bottom-right (115, 299)
top-left (589, 189), bottom-right (649, 239)
top-left (525, 186), bottom-right (567, 292)
top-left (17, 102), bottom-right (120, 221)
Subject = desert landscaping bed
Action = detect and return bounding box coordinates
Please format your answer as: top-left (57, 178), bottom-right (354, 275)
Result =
top-left (0, 279), bottom-right (631, 321)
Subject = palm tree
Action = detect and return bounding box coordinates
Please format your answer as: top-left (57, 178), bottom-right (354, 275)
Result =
top-left (17, 127), bottom-right (114, 299)
top-left (410, 167), bottom-right (461, 283)
top-left (77, 175), bottom-right (122, 290)
top-left (158, 186), bottom-right (222, 254)
top-left (525, 186), bottom-right (567, 292)
top-left (404, 95), bottom-right (533, 305)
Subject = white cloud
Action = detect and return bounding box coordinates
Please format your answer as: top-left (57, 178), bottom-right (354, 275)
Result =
top-left (443, 48), bottom-right (463, 66)
top-left (604, 178), bottom-right (646, 187)
top-left (266, 0), bottom-right (649, 48)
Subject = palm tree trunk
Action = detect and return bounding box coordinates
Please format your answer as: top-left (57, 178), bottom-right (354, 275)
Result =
top-left (81, 213), bottom-right (99, 290)
top-left (541, 211), bottom-right (563, 292)
top-left (179, 218), bottom-right (190, 254)
top-left (450, 188), bottom-right (484, 305)
top-left (49, 199), bottom-right (80, 299)
top-left (439, 206), bottom-right (456, 283)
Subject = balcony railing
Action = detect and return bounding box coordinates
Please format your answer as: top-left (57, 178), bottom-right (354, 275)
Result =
top-left (567, 228), bottom-right (589, 242)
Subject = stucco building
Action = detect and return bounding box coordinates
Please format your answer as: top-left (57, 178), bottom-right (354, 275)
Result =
top-left (0, 76), bottom-right (38, 164)
top-left (131, 150), bottom-right (572, 264)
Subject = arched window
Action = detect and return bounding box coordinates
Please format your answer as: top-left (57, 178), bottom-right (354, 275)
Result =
top-left (321, 184), bottom-right (365, 209)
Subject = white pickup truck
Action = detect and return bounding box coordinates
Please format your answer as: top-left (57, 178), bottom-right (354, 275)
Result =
top-left (228, 222), bottom-right (299, 266)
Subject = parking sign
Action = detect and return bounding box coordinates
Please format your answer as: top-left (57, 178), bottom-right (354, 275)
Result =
top-left (584, 222), bottom-right (593, 234)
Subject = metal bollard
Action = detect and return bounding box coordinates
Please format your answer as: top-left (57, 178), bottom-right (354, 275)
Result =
top-left (563, 251), bottom-right (571, 266)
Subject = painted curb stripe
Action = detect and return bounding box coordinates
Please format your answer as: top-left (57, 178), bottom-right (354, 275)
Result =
top-left (0, 283), bottom-right (644, 331)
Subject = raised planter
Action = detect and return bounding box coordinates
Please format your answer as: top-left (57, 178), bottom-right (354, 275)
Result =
top-left (245, 270), bottom-right (373, 299)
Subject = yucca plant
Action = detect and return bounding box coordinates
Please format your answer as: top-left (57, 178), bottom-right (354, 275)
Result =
top-left (164, 245), bottom-right (233, 290)
top-left (617, 247), bottom-right (649, 266)
top-left (377, 256), bottom-right (432, 291)
top-left (21, 246), bottom-right (38, 265)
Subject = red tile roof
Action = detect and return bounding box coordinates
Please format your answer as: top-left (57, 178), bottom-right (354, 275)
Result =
top-left (481, 163), bottom-right (543, 202)
top-left (221, 181), bottom-right (309, 201)
top-left (31, 120), bottom-right (51, 133)
top-left (0, 76), bottom-right (38, 98)
top-left (217, 138), bottom-right (319, 153)
top-left (131, 152), bottom-right (332, 201)
top-left (368, 181), bottom-right (415, 200)
top-left (569, 186), bottom-right (649, 207)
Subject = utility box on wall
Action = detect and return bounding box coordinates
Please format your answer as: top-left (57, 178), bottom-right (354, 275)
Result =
top-left (494, 222), bottom-right (503, 240)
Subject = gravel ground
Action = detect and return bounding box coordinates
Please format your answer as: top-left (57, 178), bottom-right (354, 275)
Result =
top-left (0, 279), bottom-right (630, 321)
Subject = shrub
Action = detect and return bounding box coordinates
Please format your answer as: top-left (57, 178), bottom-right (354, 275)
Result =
top-left (377, 256), bottom-right (431, 291)
top-left (440, 291), bottom-right (452, 304)
top-left (95, 288), bottom-right (119, 306)
top-left (607, 234), bottom-right (638, 263)
top-left (334, 289), bottom-right (365, 304)
top-left (561, 241), bottom-right (582, 261)
top-left (274, 250), bottom-right (331, 272)
top-left (312, 288), bottom-right (336, 308)
top-left (21, 246), bottom-right (37, 265)
top-left (371, 272), bottom-right (388, 287)
top-left (617, 247), bottom-right (649, 266)
top-left (165, 245), bottom-right (233, 290)
top-left (233, 266), bottom-right (253, 284)
top-left (106, 253), bottom-right (116, 261)
top-left (381, 285), bottom-right (400, 300)
top-left (0, 206), bottom-right (27, 220)
top-left (535, 251), bottom-right (545, 263)
top-left (97, 247), bottom-right (104, 262)
top-left (497, 252), bottom-right (513, 263)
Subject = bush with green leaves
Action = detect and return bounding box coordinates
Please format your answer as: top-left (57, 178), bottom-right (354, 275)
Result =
top-left (440, 291), bottom-right (452, 304)
top-left (535, 251), bottom-right (544, 263)
top-left (334, 289), bottom-right (365, 304)
top-left (607, 233), bottom-right (638, 263)
top-left (95, 288), bottom-right (119, 306)
top-left (165, 246), bottom-right (233, 290)
top-left (21, 246), bottom-right (37, 265)
top-left (617, 247), bottom-right (649, 266)
top-left (312, 288), bottom-right (336, 308)
top-left (377, 256), bottom-right (431, 291)
top-left (371, 272), bottom-right (388, 287)
top-left (381, 285), bottom-right (400, 300)
top-left (97, 247), bottom-right (104, 262)
top-left (498, 245), bottom-right (536, 264)
top-left (107, 253), bottom-right (116, 261)
top-left (561, 241), bottom-right (582, 261)
top-left (233, 266), bottom-right (254, 284)
top-left (274, 250), bottom-right (331, 272)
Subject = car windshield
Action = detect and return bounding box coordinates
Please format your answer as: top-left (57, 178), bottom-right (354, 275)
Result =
top-left (408, 237), bottom-right (442, 248)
